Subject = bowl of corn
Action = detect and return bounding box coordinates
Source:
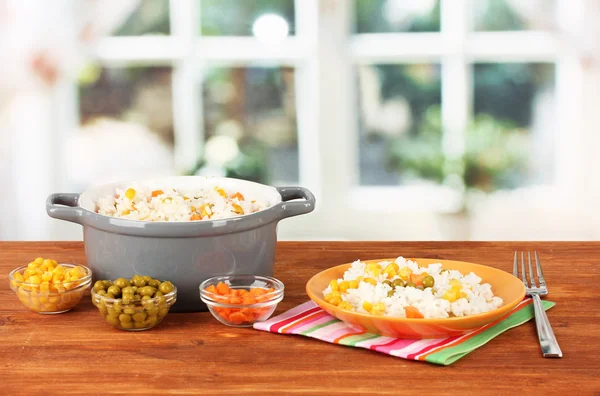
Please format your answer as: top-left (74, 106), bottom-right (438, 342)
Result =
top-left (9, 258), bottom-right (92, 314)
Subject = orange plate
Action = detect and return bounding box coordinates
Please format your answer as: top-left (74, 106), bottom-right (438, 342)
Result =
top-left (306, 258), bottom-right (526, 339)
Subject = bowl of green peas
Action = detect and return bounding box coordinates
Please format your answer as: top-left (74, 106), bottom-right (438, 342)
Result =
top-left (91, 275), bottom-right (177, 331)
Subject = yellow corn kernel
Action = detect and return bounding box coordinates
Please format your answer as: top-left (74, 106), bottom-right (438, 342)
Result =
top-left (34, 257), bottom-right (44, 265)
top-left (355, 276), bottom-right (364, 284)
top-left (27, 261), bottom-right (39, 270)
top-left (329, 279), bottom-right (339, 292)
top-left (443, 290), bottom-right (459, 303)
top-left (52, 265), bottom-right (65, 274)
top-left (339, 301), bottom-right (354, 311)
top-left (42, 272), bottom-right (53, 282)
top-left (366, 263), bottom-right (381, 277)
top-left (348, 280), bottom-right (358, 289)
top-left (39, 295), bottom-right (49, 304)
top-left (330, 295), bottom-right (342, 306)
top-left (40, 282), bottom-right (50, 292)
top-left (214, 187), bottom-right (227, 197)
top-left (460, 292), bottom-right (468, 299)
top-left (48, 295), bottom-right (61, 304)
top-left (122, 209), bottom-right (131, 216)
top-left (449, 279), bottom-right (461, 288)
top-left (371, 302), bottom-right (386, 315)
top-left (363, 278), bottom-right (377, 286)
top-left (362, 301), bottom-right (373, 312)
top-left (323, 293), bottom-right (334, 303)
top-left (200, 203), bottom-right (213, 218)
top-left (231, 203), bottom-right (244, 215)
top-left (125, 188), bottom-right (136, 200)
top-left (42, 259), bottom-right (54, 269)
top-left (399, 267), bottom-right (413, 280)
top-left (29, 275), bottom-right (42, 284)
top-left (14, 272), bottom-right (24, 282)
top-left (339, 280), bottom-right (350, 293)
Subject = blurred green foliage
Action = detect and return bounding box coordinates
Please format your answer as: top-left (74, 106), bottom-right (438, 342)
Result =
top-left (201, 0), bottom-right (294, 35)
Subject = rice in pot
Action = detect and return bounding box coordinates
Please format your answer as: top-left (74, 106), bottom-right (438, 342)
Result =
top-left (95, 184), bottom-right (268, 222)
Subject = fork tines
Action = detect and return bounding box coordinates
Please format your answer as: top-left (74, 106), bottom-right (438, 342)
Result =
top-left (513, 251), bottom-right (547, 292)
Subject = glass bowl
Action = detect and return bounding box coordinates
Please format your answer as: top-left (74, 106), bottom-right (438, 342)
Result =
top-left (91, 282), bottom-right (177, 331)
top-left (199, 275), bottom-right (284, 327)
top-left (9, 264), bottom-right (92, 314)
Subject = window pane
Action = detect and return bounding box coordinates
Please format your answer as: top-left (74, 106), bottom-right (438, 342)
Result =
top-left (358, 64), bottom-right (442, 185)
top-left (199, 67), bottom-right (298, 185)
top-left (74, 66), bottom-right (174, 188)
top-left (355, 0), bottom-right (440, 33)
top-left (113, 0), bottom-right (170, 36)
top-left (473, 0), bottom-right (556, 31)
top-left (200, 0), bottom-right (295, 36)
top-left (472, 63), bottom-right (555, 189)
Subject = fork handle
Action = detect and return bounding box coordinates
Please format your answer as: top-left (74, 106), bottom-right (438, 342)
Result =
top-left (532, 294), bottom-right (563, 358)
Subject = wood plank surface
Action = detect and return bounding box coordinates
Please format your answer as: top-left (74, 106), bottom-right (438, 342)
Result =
top-left (1, 241), bottom-right (599, 395)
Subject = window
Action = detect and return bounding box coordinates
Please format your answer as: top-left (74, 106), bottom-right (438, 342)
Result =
top-left (56, 0), bottom-right (589, 240)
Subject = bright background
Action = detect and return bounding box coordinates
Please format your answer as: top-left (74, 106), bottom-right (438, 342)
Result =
top-left (1, 0), bottom-right (600, 241)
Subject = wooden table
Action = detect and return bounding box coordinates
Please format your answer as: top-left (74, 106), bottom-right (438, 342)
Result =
top-left (1, 242), bottom-right (599, 395)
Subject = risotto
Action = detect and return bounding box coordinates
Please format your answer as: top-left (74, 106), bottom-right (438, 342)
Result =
top-left (95, 184), bottom-right (269, 221)
top-left (322, 257), bottom-right (503, 319)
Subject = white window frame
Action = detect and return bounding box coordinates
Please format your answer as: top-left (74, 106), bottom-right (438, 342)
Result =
top-left (52, 0), bottom-right (593, 241)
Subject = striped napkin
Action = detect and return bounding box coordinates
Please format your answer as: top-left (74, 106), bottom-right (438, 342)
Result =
top-left (253, 298), bottom-right (554, 365)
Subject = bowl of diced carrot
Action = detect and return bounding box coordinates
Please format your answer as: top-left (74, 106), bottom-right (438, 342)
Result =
top-left (199, 275), bottom-right (284, 327)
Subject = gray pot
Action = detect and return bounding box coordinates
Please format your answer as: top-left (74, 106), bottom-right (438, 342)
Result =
top-left (46, 176), bottom-right (315, 312)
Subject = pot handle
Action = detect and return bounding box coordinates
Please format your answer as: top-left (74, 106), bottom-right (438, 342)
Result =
top-left (46, 193), bottom-right (85, 225)
top-left (276, 187), bottom-right (316, 219)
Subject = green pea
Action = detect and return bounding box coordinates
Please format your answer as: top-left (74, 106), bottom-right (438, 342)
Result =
top-left (105, 293), bottom-right (115, 299)
top-left (158, 307), bottom-right (169, 318)
top-left (107, 307), bottom-right (119, 318)
top-left (134, 294), bottom-right (141, 300)
top-left (99, 306), bottom-right (108, 315)
top-left (134, 321), bottom-right (147, 329)
top-left (121, 286), bottom-right (134, 295)
top-left (93, 281), bottom-right (105, 292)
top-left (422, 275), bottom-right (435, 288)
top-left (145, 305), bottom-right (159, 314)
top-left (405, 281), bottom-right (416, 288)
top-left (123, 308), bottom-right (136, 315)
top-left (141, 295), bottom-right (151, 301)
top-left (132, 276), bottom-right (146, 287)
top-left (387, 290), bottom-right (395, 297)
top-left (392, 278), bottom-right (405, 288)
top-left (382, 280), bottom-right (393, 288)
top-left (142, 275), bottom-right (152, 283)
top-left (119, 314), bottom-right (132, 323)
top-left (132, 312), bottom-right (147, 323)
top-left (139, 286), bottom-right (156, 297)
top-left (106, 316), bottom-right (120, 326)
top-left (131, 286), bottom-right (138, 293)
top-left (148, 279), bottom-right (161, 288)
top-left (158, 281), bottom-right (174, 294)
top-left (102, 280), bottom-right (112, 289)
top-left (154, 291), bottom-right (164, 297)
top-left (120, 321), bottom-right (133, 329)
top-left (121, 292), bottom-right (134, 304)
top-left (114, 278), bottom-right (130, 289)
top-left (107, 285), bottom-right (121, 297)
top-left (96, 290), bottom-right (107, 297)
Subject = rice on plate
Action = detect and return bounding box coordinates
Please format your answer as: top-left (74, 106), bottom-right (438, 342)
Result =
top-left (322, 256), bottom-right (503, 319)
top-left (96, 184), bottom-right (268, 222)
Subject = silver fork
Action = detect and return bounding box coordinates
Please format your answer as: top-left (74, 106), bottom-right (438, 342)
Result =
top-left (514, 251), bottom-right (562, 358)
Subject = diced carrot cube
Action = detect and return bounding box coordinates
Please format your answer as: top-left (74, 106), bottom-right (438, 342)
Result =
top-left (205, 284), bottom-right (217, 294)
top-left (216, 282), bottom-right (230, 295)
top-left (232, 192), bottom-right (245, 201)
